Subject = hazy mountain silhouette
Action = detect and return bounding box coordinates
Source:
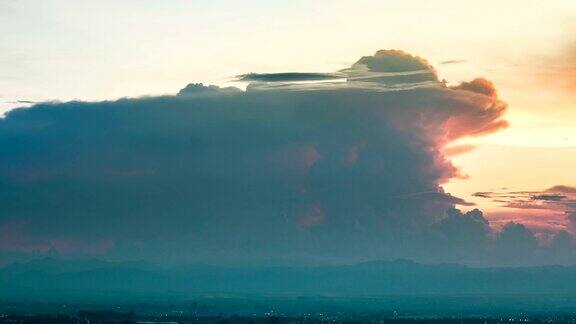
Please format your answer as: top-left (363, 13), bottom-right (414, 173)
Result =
top-left (2, 258), bottom-right (576, 303)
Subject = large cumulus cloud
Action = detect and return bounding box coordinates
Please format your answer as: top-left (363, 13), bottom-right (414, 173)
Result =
top-left (0, 50), bottom-right (515, 265)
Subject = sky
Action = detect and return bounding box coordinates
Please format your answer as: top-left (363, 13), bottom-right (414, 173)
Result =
top-left (0, 0), bottom-right (575, 266)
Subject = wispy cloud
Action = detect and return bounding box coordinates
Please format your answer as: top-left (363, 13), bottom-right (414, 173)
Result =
top-left (440, 59), bottom-right (466, 65)
top-left (474, 186), bottom-right (576, 234)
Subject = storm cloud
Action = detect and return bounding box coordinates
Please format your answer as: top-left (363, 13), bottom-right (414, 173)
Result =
top-left (0, 50), bottom-right (529, 265)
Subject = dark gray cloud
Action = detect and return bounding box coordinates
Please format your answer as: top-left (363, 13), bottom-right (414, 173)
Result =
top-left (236, 72), bottom-right (344, 82)
top-left (178, 83), bottom-right (241, 96)
top-left (399, 191), bottom-right (475, 207)
top-left (440, 60), bottom-right (466, 65)
top-left (0, 49), bottom-right (546, 266)
top-left (430, 208), bottom-right (491, 263)
top-left (544, 230), bottom-right (576, 264)
top-left (495, 222), bottom-right (538, 265)
top-left (5, 100), bottom-right (37, 104)
top-left (531, 194), bottom-right (567, 202)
